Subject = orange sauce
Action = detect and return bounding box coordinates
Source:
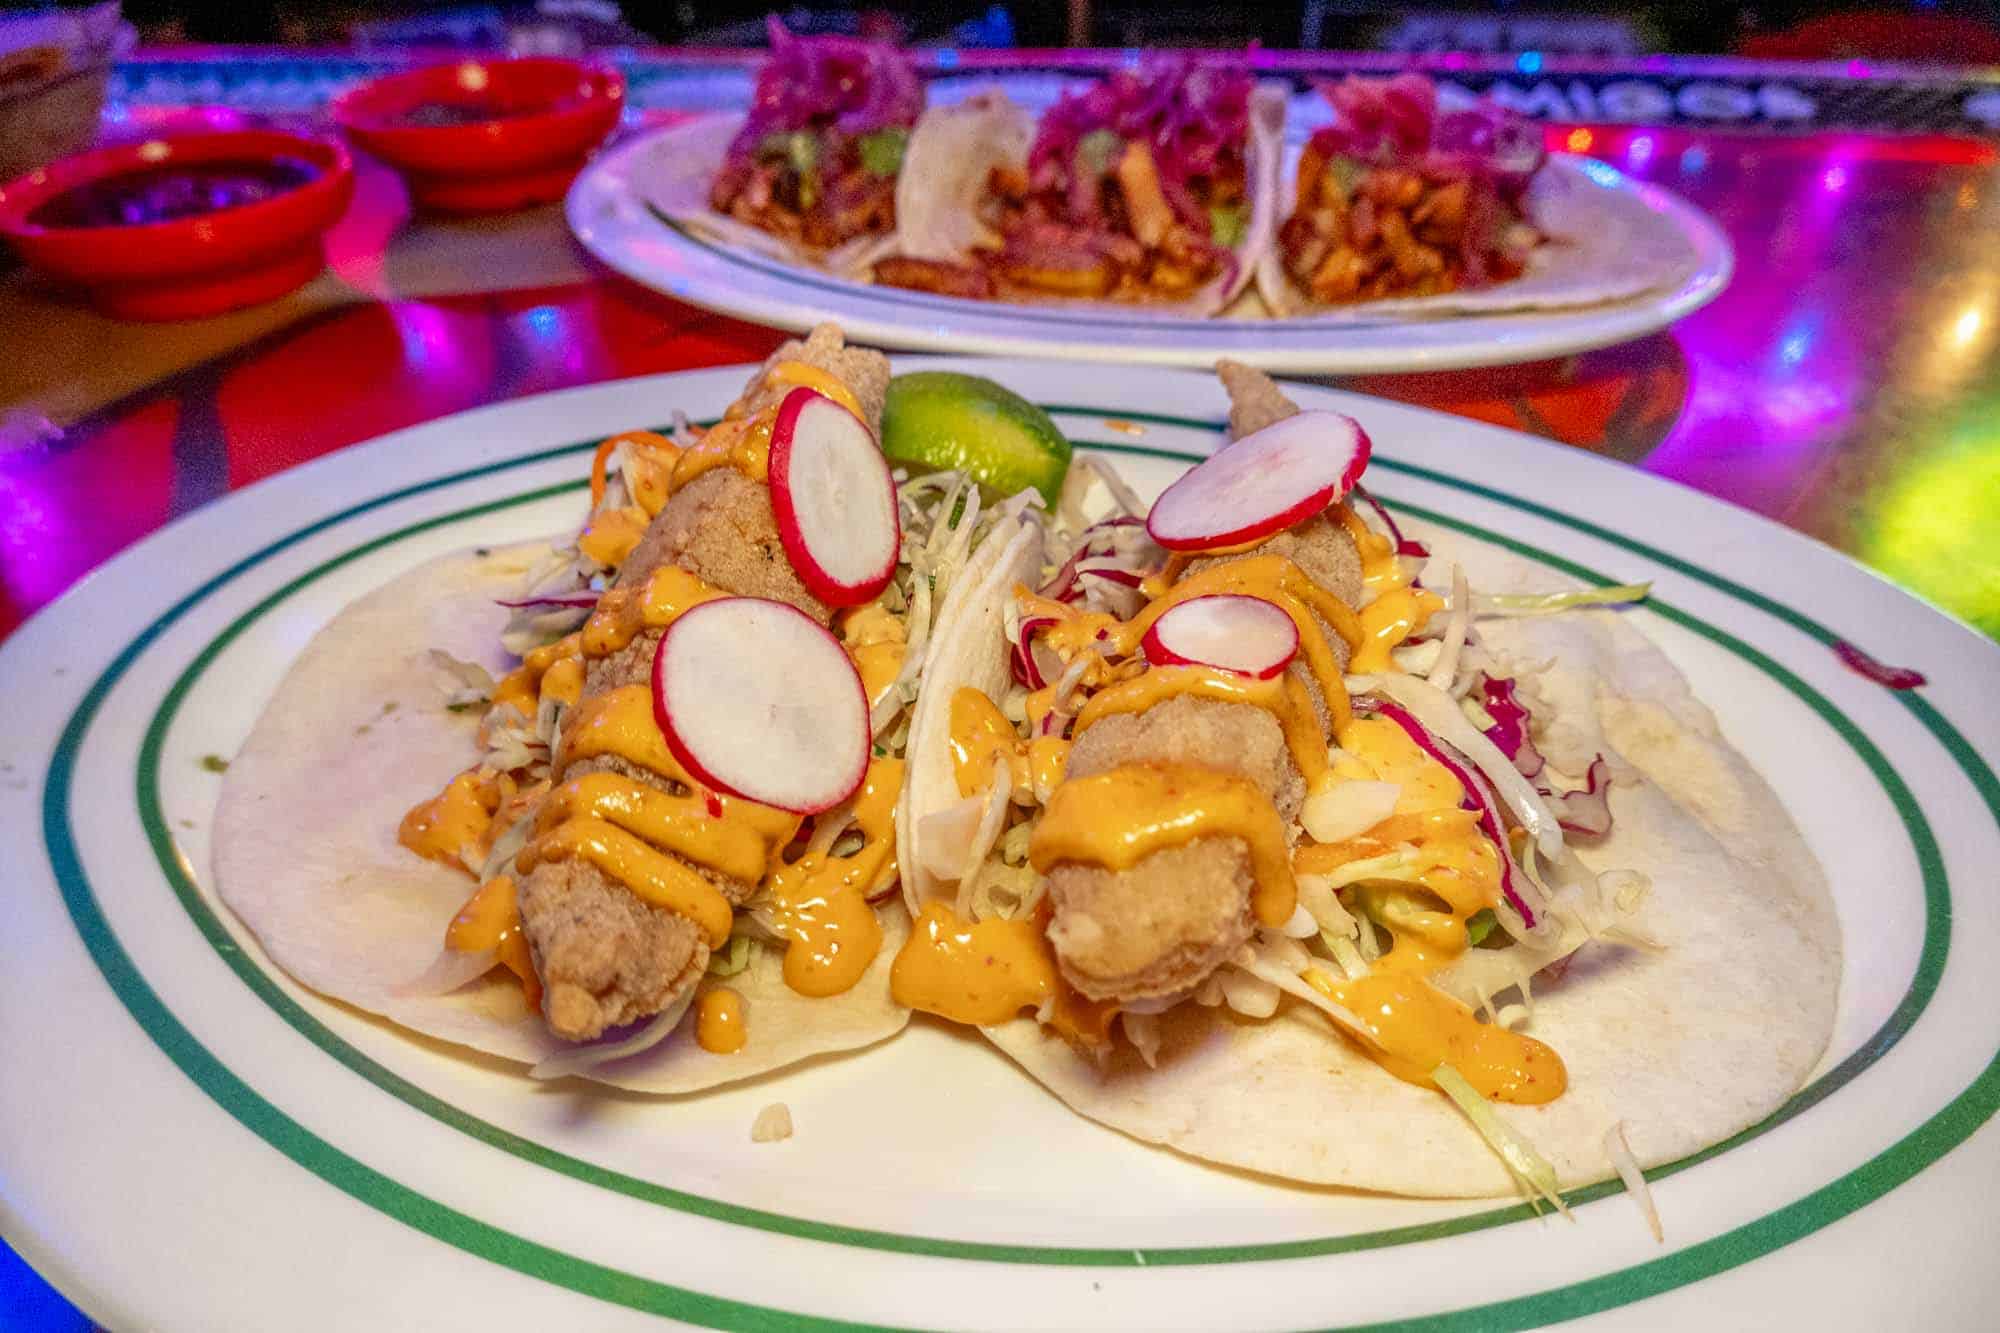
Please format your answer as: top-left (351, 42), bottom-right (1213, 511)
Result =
top-left (1030, 763), bottom-right (1297, 929)
top-left (443, 874), bottom-right (542, 1011)
top-left (582, 566), bottom-right (726, 659)
top-left (1290, 714), bottom-right (1565, 1103)
top-left (761, 757), bottom-right (902, 997)
top-left (490, 633), bottom-right (582, 719)
top-left (670, 412), bottom-right (774, 490)
top-left (398, 772), bottom-right (495, 868)
top-left (949, 686), bottom-right (1025, 798)
top-left (577, 505), bottom-right (649, 568)
top-left (760, 361), bottom-right (865, 418)
top-left (1072, 666), bottom-right (1329, 788)
top-left (841, 599), bottom-right (907, 711)
top-left (1307, 969), bottom-right (1565, 1104)
top-left (890, 901), bottom-right (1057, 1025)
top-left (696, 987), bottom-right (747, 1053)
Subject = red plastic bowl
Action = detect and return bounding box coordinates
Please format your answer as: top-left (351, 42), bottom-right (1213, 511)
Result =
top-left (332, 57), bottom-right (624, 215)
top-left (0, 130), bottom-right (354, 321)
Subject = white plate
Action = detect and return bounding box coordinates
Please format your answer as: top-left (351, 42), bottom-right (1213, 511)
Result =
top-left (2, 360), bottom-right (1996, 1331)
top-left (567, 112), bottom-right (1731, 374)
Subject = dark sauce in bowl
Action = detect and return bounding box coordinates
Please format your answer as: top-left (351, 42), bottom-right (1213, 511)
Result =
top-left (27, 157), bottom-right (321, 229)
top-left (386, 100), bottom-right (548, 129)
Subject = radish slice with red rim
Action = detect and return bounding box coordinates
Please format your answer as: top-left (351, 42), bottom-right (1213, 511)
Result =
top-left (768, 386), bottom-right (900, 608)
top-left (1145, 410), bottom-right (1372, 552)
top-left (1142, 594), bottom-right (1299, 680)
top-left (652, 596), bottom-right (869, 815)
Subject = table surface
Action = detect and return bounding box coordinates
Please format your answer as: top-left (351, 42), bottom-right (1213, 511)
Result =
top-left (3, 50), bottom-right (2000, 1328)
top-left (3, 81), bottom-right (1998, 656)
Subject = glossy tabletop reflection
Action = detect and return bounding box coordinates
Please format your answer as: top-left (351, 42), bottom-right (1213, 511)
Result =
top-left (3, 107), bottom-right (1997, 646)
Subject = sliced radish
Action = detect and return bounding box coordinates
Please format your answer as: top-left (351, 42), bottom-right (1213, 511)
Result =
top-left (1142, 594), bottom-right (1299, 679)
top-left (768, 386), bottom-right (901, 608)
top-left (1145, 410), bottom-right (1372, 552)
top-left (652, 597), bottom-right (869, 815)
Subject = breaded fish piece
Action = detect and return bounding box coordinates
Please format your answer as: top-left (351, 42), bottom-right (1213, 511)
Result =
top-left (760, 322), bottom-right (892, 427)
top-left (1045, 696), bottom-right (1300, 1002)
top-left (1217, 358), bottom-right (1297, 440)
top-left (518, 330), bottom-right (886, 1041)
top-left (1041, 360), bottom-right (1371, 1008)
top-left (618, 468), bottom-right (831, 629)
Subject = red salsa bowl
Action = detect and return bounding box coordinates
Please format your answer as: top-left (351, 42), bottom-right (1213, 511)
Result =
top-left (331, 57), bottom-right (624, 214)
top-left (0, 129), bottom-right (354, 321)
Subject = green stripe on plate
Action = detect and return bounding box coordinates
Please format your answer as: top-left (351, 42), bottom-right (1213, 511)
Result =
top-left (38, 406), bottom-right (1999, 1330)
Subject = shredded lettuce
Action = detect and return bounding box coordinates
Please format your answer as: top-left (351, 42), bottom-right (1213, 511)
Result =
top-left (1427, 563), bottom-right (1471, 690)
top-left (1473, 583), bottom-right (1650, 617)
top-left (706, 934), bottom-right (755, 977)
top-left (1432, 1064), bottom-right (1570, 1216)
top-left (1465, 908), bottom-right (1499, 947)
top-left (1605, 1121), bottom-right (1663, 1241)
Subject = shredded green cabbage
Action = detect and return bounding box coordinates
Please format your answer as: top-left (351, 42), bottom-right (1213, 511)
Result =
top-left (706, 935), bottom-right (755, 977)
top-left (1432, 1064), bottom-right (1570, 1216)
top-left (1474, 583), bottom-right (1651, 617)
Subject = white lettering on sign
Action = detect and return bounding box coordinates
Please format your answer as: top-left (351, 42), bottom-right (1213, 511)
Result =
top-left (1598, 80), bottom-right (1675, 122)
top-left (1965, 89), bottom-right (2000, 128)
top-left (1676, 82), bottom-right (1757, 120)
top-left (1481, 80), bottom-right (1577, 119)
top-left (1759, 83), bottom-right (1818, 121)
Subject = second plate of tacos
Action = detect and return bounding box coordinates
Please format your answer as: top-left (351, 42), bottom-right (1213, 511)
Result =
top-left (893, 361), bottom-right (1838, 1199)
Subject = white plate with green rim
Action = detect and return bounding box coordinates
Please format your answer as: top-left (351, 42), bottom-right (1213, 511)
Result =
top-left (1, 360), bottom-right (1996, 1332)
top-left (565, 118), bottom-right (1731, 375)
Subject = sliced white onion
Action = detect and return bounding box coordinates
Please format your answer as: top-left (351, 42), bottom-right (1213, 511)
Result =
top-left (1123, 1011), bottom-right (1164, 1068)
top-left (1218, 966), bottom-right (1281, 1018)
top-left (394, 946), bottom-right (498, 998)
top-left (1279, 903), bottom-right (1321, 940)
top-left (917, 795), bottom-right (988, 882)
top-left (1301, 780), bottom-right (1402, 844)
top-left (1426, 563), bottom-right (1471, 691)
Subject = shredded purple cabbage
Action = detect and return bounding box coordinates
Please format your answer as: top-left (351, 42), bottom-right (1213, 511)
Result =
top-left (1478, 674), bottom-right (1545, 779)
top-left (1365, 699), bottom-right (1538, 929)
top-left (725, 17), bottom-right (923, 166)
top-left (1307, 75), bottom-right (1546, 200)
top-left (1350, 483), bottom-right (1430, 560)
top-left (1026, 56), bottom-right (1254, 234)
top-left (1544, 756), bottom-right (1613, 837)
top-left (494, 592), bottom-right (599, 611)
top-left (1474, 672), bottom-right (1613, 837)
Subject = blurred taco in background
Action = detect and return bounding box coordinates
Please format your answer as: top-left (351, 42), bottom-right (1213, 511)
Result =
top-left (878, 58), bottom-right (1282, 312)
top-left (647, 19), bottom-right (924, 274)
top-left (1263, 75), bottom-right (1704, 318)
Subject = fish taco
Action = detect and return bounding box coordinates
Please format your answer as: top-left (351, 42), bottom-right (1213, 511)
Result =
top-left (892, 361), bottom-right (1839, 1198)
top-left (215, 325), bottom-right (1030, 1089)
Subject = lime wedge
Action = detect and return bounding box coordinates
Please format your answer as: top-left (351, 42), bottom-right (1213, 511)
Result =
top-left (880, 371), bottom-right (1072, 505)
